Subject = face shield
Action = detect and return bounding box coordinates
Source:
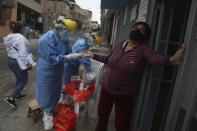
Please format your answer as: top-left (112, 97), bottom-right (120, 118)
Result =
top-left (55, 16), bottom-right (82, 42)
top-left (83, 33), bottom-right (91, 43)
top-left (56, 16), bottom-right (81, 32)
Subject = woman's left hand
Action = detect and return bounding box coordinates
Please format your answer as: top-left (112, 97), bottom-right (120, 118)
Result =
top-left (169, 44), bottom-right (186, 65)
top-left (64, 53), bottom-right (83, 60)
top-left (81, 50), bottom-right (94, 57)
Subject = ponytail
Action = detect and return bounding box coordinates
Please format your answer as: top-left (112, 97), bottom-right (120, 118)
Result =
top-left (9, 21), bottom-right (23, 33)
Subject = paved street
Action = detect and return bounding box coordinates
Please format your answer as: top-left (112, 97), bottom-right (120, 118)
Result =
top-left (0, 35), bottom-right (115, 131)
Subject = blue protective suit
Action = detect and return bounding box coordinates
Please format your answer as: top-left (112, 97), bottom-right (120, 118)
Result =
top-left (72, 37), bottom-right (92, 53)
top-left (62, 37), bottom-right (92, 84)
top-left (36, 30), bottom-right (71, 112)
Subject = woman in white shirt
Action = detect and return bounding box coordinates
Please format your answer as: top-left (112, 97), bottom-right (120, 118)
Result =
top-left (4, 21), bottom-right (32, 109)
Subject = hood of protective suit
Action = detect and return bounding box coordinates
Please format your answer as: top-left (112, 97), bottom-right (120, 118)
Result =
top-left (72, 37), bottom-right (92, 53)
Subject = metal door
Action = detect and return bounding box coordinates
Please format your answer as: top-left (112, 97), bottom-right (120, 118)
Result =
top-left (133, 0), bottom-right (192, 130)
top-left (164, 0), bottom-right (197, 130)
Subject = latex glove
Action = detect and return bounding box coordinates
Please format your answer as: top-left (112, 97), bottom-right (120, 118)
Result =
top-left (64, 53), bottom-right (82, 60)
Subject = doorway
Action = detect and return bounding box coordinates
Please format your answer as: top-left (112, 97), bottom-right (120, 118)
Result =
top-left (136, 0), bottom-right (192, 130)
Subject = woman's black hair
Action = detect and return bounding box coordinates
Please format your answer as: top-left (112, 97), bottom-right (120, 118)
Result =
top-left (133, 22), bottom-right (151, 40)
top-left (129, 29), bottom-right (145, 42)
top-left (9, 21), bottom-right (22, 33)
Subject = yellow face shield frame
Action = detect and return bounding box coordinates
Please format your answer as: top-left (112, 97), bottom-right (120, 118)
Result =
top-left (61, 19), bottom-right (78, 32)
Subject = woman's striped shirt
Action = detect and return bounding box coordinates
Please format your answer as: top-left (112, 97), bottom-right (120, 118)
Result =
top-left (93, 41), bottom-right (167, 95)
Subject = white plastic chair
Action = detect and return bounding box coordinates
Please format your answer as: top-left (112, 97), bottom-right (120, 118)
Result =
top-left (74, 59), bottom-right (104, 116)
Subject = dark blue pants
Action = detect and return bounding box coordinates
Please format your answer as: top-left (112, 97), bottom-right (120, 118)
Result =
top-left (8, 57), bottom-right (28, 99)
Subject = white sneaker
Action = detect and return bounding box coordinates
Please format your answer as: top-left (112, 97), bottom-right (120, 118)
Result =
top-left (43, 112), bottom-right (53, 130)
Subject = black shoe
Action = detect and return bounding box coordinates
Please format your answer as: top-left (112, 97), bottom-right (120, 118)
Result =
top-left (5, 97), bottom-right (17, 109)
top-left (15, 94), bottom-right (26, 100)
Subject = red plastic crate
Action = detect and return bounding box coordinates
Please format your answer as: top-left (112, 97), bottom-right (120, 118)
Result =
top-left (53, 104), bottom-right (77, 131)
top-left (53, 118), bottom-right (75, 131)
top-left (64, 82), bottom-right (95, 103)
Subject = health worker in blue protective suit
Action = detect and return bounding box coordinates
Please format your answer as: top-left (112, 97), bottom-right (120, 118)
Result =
top-left (36, 16), bottom-right (81, 115)
top-left (62, 33), bottom-right (93, 85)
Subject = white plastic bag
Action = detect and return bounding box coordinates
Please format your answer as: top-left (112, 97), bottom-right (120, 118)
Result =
top-left (82, 71), bottom-right (96, 84)
top-left (86, 72), bottom-right (96, 82)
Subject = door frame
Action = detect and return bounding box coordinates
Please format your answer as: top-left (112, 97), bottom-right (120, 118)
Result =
top-left (164, 0), bottom-right (197, 130)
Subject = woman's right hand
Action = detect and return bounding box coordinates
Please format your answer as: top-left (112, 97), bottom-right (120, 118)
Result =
top-left (27, 64), bottom-right (33, 70)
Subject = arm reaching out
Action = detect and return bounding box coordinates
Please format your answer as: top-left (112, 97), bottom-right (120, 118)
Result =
top-left (82, 50), bottom-right (110, 64)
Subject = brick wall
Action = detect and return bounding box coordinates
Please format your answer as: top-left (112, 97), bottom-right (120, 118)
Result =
top-left (0, 26), bottom-right (9, 38)
top-left (43, 1), bottom-right (68, 14)
top-left (0, 8), bottom-right (15, 38)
